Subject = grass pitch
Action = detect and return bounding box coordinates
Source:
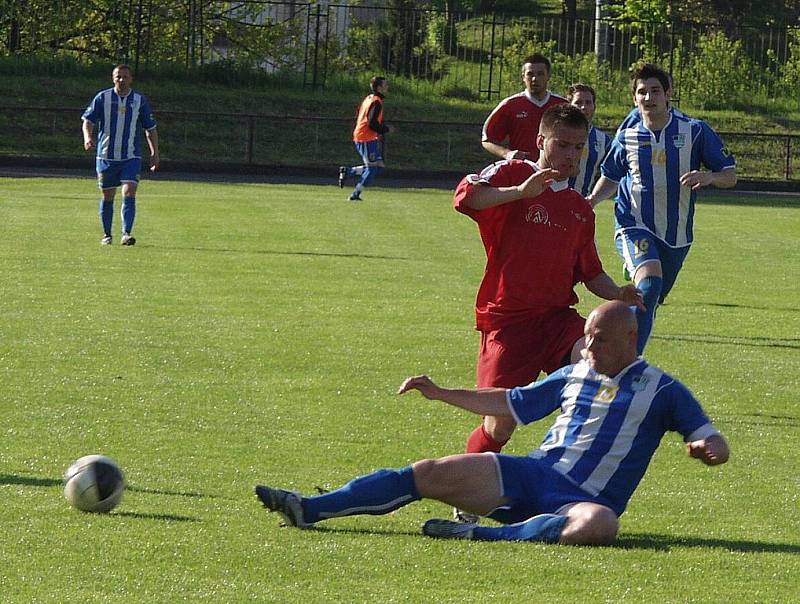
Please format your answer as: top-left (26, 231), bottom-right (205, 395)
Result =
top-left (0, 177), bottom-right (798, 603)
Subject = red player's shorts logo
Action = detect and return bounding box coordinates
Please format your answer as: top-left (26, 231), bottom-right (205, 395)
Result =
top-left (526, 204), bottom-right (549, 225)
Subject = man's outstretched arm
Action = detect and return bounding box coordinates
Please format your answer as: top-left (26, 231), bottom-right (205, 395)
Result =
top-left (398, 375), bottom-right (510, 417)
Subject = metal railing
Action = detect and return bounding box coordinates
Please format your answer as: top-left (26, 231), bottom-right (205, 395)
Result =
top-left (2, 106), bottom-right (799, 182)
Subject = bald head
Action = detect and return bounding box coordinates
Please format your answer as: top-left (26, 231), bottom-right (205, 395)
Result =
top-left (588, 301), bottom-right (637, 333)
top-left (583, 301), bottom-right (639, 376)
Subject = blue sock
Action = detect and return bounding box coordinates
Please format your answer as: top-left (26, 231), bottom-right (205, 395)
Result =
top-left (99, 200), bottom-right (114, 236)
top-left (121, 197), bottom-right (136, 234)
top-left (635, 275), bottom-right (663, 354)
top-left (301, 467), bottom-right (420, 523)
top-left (472, 513), bottom-right (568, 543)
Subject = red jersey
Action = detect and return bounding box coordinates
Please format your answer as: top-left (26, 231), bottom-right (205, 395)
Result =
top-left (481, 91), bottom-right (567, 161)
top-left (454, 159), bottom-right (603, 331)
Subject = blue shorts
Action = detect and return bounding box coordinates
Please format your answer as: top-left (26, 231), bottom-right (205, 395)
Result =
top-left (615, 228), bottom-right (690, 300)
top-left (96, 158), bottom-right (141, 190)
top-left (488, 453), bottom-right (617, 523)
top-left (354, 140), bottom-right (384, 166)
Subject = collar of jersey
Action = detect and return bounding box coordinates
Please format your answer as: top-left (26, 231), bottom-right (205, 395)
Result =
top-left (524, 90), bottom-right (551, 107)
top-left (585, 357), bottom-right (647, 383)
top-left (640, 107), bottom-right (674, 137)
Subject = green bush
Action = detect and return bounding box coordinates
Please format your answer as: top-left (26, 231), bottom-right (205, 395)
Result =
top-left (684, 30), bottom-right (755, 109)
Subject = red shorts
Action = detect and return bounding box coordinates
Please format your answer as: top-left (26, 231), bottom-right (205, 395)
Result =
top-left (476, 307), bottom-right (586, 388)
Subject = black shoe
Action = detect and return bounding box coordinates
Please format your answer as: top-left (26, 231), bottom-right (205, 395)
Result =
top-left (254, 485), bottom-right (310, 528)
top-left (121, 234), bottom-right (136, 246)
top-left (423, 518), bottom-right (476, 539)
top-left (348, 191), bottom-right (362, 201)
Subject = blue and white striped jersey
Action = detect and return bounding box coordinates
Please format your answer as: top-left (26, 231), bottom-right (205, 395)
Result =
top-left (506, 359), bottom-right (718, 515)
top-left (569, 125), bottom-right (611, 197)
top-left (82, 88), bottom-right (157, 161)
top-left (600, 109), bottom-right (735, 248)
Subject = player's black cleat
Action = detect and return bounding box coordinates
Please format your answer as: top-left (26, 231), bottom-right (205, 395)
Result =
top-left (423, 518), bottom-right (476, 540)
top-left (121, 234), bottom-right (136, 246)
top-left (348, 191), bottom-right (362, 201)
top-left (255, 485), bottom-right (310, 528)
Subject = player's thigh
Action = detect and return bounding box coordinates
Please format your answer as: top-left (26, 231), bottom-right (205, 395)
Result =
top-left (477, 322), bottom-right (545, 388)
top-left (118, 158), bottom-right (141, 197)
top-left (354, 140), bottom-right (383, 166)
top-left (477, 312), bottom-right (583, 388)
top-left (96, 159), bottom-right (122, 192)
top-left (412, 453), bottom-right (503, 506)
top-left (616, 229), bottom-right (662, 280)
top-left (487, 455), bottom-right (609, 524)
top-left (538, 308), bottom-right (586, 374)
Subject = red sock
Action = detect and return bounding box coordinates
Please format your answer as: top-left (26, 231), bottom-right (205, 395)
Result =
top-left (466, 424), bottom-right (507, 453)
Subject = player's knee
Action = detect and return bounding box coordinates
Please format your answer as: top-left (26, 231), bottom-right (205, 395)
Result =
top-left (560, 503), bottom-right (619, 546)
top-left (410, 458), bottom-right (439, 491)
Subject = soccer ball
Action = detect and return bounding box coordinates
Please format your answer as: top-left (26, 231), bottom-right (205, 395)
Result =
top-left (63, 454), bottom-right (125, 513)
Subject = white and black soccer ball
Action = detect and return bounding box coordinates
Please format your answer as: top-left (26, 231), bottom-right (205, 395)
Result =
top-left (63, 454), bottom-right (125, 513)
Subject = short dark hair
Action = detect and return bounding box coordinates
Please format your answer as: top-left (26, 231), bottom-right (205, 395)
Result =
top-left (522, 53), bottom-right (551, 73)
top-left (370, 76), bottom-right (387, 93)
top-left (567, 82), bottom-right (596, 104)
top-left (113, 64), bottom-right (132, 74)
top-left (540, 104), bottom-right (588, 137)
top-left (630, 63), bottom-right (671, 95)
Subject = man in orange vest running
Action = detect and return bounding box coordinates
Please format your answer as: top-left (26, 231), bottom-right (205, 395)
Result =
top-left (338, 76), bottom-right (393, 201)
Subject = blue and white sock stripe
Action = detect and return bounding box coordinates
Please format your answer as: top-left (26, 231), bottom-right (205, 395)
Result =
top-left (318, 494), bottom-right (417, 519)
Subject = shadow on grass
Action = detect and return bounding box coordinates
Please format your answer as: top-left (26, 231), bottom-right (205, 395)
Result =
top-left (115, 511), bottom-right (200, 522)
top-left (281, 525), bottom-right (800, 554)
top-left (0, 474), bottom-right (62, 487)
top-left (653, 333), bottom-right (800, 350)
top-left (127, 485), bottom-right (214, 498)
top-left (719, 412), bottom-right (800, 429)
top-left (654, 300), bottom-right (798, 314)
top-left (155, 245), bottom-right (409, 261)
top-left (304, 525), bottom-right (421, 538)
top-left (616, 532), bottom-right (800, 554)
top-left (0, 474), bottom-right (218, 500)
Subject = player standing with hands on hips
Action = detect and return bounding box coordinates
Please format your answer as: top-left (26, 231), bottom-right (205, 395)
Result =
top-left (586, 64), bottom-right (736, 354)
top-left (338, 76), bottom-right (393, 202)
top-left (82, 64), bottom-right (159, 246)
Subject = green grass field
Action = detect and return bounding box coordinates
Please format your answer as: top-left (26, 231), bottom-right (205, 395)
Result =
top-left (1, 177), bottom-right (799, 602)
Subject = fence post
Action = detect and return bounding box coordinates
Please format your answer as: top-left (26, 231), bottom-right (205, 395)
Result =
top-left (786, 135), bottom-right (792, 180)
top-left (247, 116), bottom-right (255, 164)
top-left (312, 4), bottom-right (322, 90)
top-left (487, 12), bottom-right (497, 101)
